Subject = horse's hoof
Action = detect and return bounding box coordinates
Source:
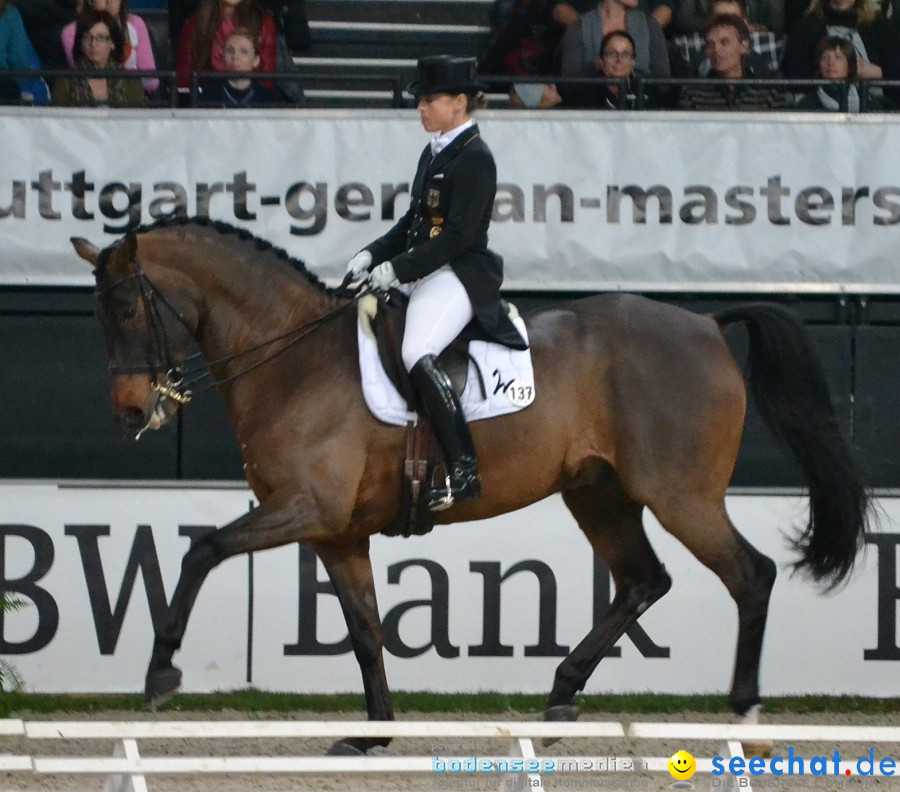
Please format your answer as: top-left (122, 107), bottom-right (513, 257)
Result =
top-left (327, 739), bottom-right (367, 756)
top-left (542, 704), bottom-right (580, 722)
top-left (742, 740), bottom-right (775, 759)
top-left (541, 704), bottom-right (580, 746)
top-left (736, 703), bottom-right (773, 757)
top-left (144, 666), bottom-right (182, 710)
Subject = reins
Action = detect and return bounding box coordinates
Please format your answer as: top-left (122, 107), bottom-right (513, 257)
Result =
top-left (178, 297), bottom-right (362, 396)
top-left (100, 263), bottom-right (370, 405)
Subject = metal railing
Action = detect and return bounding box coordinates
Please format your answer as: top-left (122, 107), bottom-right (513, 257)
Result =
top-left (3, 68), bottom-right (898, 112)
top-left (2, 69), bottom-right (178, 108)
top-left (190, 70), bottom-right (404, 108)
top-left (480, 74), bottom-right (893, 112)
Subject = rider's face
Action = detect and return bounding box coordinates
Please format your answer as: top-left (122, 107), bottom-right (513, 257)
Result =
top-left (417, 92), bottom-right (468, 134)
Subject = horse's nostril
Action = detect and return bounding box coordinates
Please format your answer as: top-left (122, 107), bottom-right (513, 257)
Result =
top-left (119, 406), bottom-right (145, 428)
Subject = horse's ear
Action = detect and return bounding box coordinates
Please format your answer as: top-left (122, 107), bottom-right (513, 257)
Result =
top-left (121, 231), bottom-right (137, 262)
top-left (105, 231), bottom-right (138, 274)
top-left (71, 237), bottom-right (100, 266)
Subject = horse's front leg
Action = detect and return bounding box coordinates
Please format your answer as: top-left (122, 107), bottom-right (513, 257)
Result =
top-left (316, 540), bottom-right (394, 756)
top-left (145, 487), bottom-right (331, 708)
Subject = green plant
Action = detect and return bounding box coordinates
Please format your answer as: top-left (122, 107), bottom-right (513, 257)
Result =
top-left (0, 592), bottom-right (26, 692)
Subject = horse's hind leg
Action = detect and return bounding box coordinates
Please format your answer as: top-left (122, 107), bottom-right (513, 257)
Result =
top-left (316, 540), bottom-right (394, 756)
top-left (545, 481), bottom-right (672, 720)
top-left (657, 498), bottom-right (776, 719)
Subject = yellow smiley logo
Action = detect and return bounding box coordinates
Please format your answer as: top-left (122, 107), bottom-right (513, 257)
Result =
top-left (667, 750), bottom-right (697, 780)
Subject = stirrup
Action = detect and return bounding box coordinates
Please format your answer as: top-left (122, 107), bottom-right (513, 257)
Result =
top-left (427, 464), bottom-right (481, 512)
top-left (428, 471), bottom-right (455, 512)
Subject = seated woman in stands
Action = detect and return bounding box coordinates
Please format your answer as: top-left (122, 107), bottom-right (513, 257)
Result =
top-left (557, 0), bottom-right (669, 103)
top-left (176, 0), bottom-right (276, 89)
top-left (561, 30), bottom-right (658, 107)
top-left (782, 0), bottom-right (897, 80)
top-left (794, 34), bottom-right (877, 110)
top-left (60, 0), bottom-right (157, 94)
top-left (52, 9), bottom-right (148, 105)
top-left (198, 26), bottom-right (287, 105)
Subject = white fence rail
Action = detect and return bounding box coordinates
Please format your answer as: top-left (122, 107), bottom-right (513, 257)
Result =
top-left (3, 719), bottom-right (900, 792)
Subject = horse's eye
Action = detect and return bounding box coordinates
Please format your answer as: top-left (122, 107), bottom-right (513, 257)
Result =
top-left (119, 305), bottom-right (138, 322)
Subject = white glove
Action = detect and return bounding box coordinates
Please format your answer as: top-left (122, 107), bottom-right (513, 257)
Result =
top-left (346, 250), bottom-right (372, 281)
top-left (369, 261), bottom-right (398, 291)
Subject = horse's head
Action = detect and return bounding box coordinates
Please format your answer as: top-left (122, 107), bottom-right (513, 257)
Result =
top-left (72, 232), bottom-right (199, 438)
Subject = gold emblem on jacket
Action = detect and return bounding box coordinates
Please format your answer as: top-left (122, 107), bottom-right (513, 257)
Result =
top-left (428, 214), bottom-right (444, 238)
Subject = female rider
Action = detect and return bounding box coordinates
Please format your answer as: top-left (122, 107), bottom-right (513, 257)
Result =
top-left (346, 54), bottom-right (527, 511)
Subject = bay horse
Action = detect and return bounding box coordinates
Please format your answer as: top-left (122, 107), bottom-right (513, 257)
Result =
top-left (72, 218), bottom-right (869, 755)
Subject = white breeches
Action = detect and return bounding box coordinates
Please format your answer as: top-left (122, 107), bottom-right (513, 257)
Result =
top-left (401, 265), bottom-right (475, 372)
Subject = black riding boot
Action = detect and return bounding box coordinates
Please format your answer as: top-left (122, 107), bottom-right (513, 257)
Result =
top-left (409, 354), bottom-right (482, 511)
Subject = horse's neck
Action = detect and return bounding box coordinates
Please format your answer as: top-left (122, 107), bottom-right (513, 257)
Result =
top-left (149, 231), bottom-right (334, 364)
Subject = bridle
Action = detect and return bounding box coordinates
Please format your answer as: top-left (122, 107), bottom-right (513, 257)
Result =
top-left (97, 261), bottom-right (363, 408)
top-left (97, 266), bottom-right (196, 405)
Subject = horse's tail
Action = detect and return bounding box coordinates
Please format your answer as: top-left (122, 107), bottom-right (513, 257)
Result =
top-left (715, 303), bottom-right (870, 589)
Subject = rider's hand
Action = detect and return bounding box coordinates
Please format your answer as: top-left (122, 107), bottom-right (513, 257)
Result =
top-left (346, 250), bottom-right (373, 282)
top-left (369, 261), bottom-right (398, 291)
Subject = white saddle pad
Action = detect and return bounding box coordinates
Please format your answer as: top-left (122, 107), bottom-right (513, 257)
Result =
top-left (357, 314), bottom-right (536, 427)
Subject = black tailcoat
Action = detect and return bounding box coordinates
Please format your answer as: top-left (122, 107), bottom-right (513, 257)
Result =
top-left (364, 124), bottom-right (527, 350)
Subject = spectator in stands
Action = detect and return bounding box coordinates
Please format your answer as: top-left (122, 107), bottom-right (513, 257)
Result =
top-left (60, 0), bottom-right (158, 93)
top-left (0, 0), bottom-right (33, 102)
top-left (794, 34), bottom-right (871, 108)
top-left (553, 0), bottom-right (597, 27)
top-left (671, 0), bottom-right (783, 75)
top-left (197, 25), bottom-right (286, 103)
top-left (679, 13), bottom-right (788, 107)
top-left (480, 0), bottom-right (564, 106)
top-left (553, 0), bottom-right (673, 34)
top-left (168, 0), bottom-right (306, 58)
top-left (176, 0), bottom-right (276, 88)
top-left (52, 8), bottom-right (148, 104)
top-left (561, 29), bottom-right (658, 105)
top-left (558, 0), bottom-right (670, 99)
top-left (782, 0), bottom-right (897, 79)
top-left (14, 0), bottom-right (75, 68)
top-left (20, 33), bottom-right (52, 103)
top-left (675, 0), bottom-right (783, 34)
top-left (481, 0), bottom-right (562, 77)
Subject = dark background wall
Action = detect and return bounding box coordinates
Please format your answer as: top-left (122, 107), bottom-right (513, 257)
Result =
top-left (2, 287), bottom-right (898, 486)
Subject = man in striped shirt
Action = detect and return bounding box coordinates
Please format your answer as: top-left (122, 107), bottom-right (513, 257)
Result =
top-left (678, 14), bottom-right (788, 108)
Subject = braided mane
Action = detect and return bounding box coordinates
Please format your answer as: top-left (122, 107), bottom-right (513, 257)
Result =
top-left (134, 216), bottom-right (334, 295)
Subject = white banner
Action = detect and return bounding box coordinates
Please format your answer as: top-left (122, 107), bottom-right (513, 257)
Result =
top-left (2, 108), bottom-right (900, 292)
top-left (2, 483), bottom-right (897, 696)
